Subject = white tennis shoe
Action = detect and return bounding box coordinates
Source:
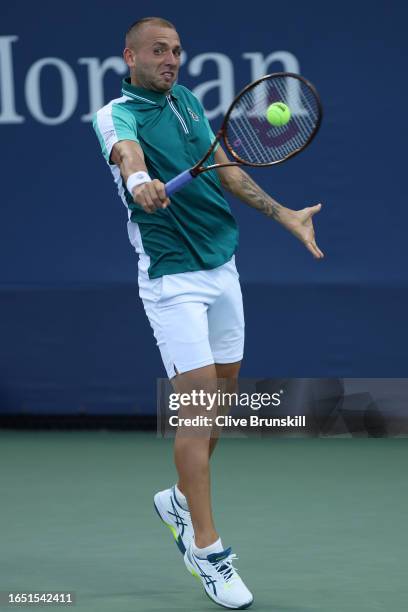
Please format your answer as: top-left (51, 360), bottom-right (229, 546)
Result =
top-left (184, 542), bottom-right (254, 609)
top-left (153, 486), bottom-right (194, 554)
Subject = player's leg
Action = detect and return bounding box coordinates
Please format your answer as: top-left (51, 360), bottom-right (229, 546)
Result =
top-left (146, 288), bottom-right (218, 554)
top-left (173, 361), bottom-right (241, 542)
top-left (174, 359), bottom-right (253, 609)
top-left (173, 363), bottom-right (219, 548)
top-left (144, 260), bottom-right (252, 607)
top-left (207, 255), bottom-right (245, 458)
top-left (208, 360), bottom-right (241, 457)
top-left (171, 361), bottom-right (240, 550)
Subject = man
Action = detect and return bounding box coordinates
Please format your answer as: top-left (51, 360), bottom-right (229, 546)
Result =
top-left (93, 16), bottom-right (323, 610)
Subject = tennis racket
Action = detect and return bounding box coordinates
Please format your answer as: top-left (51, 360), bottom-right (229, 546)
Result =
top-left (165, 72), bottom-right (322, 196)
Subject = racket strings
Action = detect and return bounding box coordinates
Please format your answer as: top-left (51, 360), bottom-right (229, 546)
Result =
top-left (225, 75), bottom-right (320, 165)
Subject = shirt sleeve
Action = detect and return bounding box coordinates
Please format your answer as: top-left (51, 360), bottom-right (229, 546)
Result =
top-left (92, 102), bottom-right (139, 164)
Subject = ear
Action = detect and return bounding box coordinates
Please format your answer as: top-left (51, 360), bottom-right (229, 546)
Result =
top-left (123, 47), bottom-right (136, 68)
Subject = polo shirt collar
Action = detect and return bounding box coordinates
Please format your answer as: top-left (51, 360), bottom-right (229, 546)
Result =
top-left (122, 77), bottom-right (178, 106)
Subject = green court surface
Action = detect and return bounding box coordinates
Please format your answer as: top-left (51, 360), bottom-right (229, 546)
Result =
top-left (0, 432), bottom-right (407, 612)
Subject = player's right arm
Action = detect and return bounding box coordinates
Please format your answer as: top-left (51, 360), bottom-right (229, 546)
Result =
top-left (93, 104), bottom-right (168, 214)
top-left (110, 140), bottom-right (169, 213)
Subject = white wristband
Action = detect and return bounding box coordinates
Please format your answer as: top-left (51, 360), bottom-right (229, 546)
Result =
top-left (126, 171), bottom-right (152, 194)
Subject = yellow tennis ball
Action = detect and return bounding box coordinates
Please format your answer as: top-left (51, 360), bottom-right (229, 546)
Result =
top-left (266, 102), bottom-right (291, 126)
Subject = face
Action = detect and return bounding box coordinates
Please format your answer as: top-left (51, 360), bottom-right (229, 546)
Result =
top-left (124, 25), bottom-right (182, 92)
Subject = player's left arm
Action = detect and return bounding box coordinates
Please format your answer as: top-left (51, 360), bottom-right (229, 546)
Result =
top-left (214, 147), bottom-right (324, 259)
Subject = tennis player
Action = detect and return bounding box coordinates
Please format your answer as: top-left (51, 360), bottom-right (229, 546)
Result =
top-left (93, 16), bottom-right (323, 610)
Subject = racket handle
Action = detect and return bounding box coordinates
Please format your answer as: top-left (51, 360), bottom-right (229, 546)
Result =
top-left (165, 170), bottom-right (194, 196)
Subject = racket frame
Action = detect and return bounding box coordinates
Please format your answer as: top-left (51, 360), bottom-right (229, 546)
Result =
top-left (190, 71), bottom-right (323, 176)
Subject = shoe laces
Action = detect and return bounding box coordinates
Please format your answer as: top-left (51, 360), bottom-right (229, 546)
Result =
top-left (211, 553), bottom-right (239, 582)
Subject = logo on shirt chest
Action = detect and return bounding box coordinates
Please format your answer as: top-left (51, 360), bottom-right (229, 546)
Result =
top-left (187, 107), bottom-right (200, 121)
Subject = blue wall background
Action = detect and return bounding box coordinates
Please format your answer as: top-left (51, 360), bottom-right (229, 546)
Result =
top-left (1, 0), bottom-right (407, 414)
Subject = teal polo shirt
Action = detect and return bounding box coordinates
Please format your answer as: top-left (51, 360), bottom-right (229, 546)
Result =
top-left (93, 77), bottom-right (238, 279)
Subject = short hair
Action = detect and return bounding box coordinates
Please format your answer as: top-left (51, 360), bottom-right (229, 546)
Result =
top-left (125, 17), bottom-right (177, 49)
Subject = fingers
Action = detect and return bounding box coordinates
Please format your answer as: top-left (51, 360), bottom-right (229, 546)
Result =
top-left (302, 203), bottom-right (323, 258)
top-left (306, 240), bottom-right (324, 259)
top-left (308, 202), bottom-right (322, 217)
top-left (315, 244), bottom-right (324, 258)
top-left (133, 179), bottom-right (170, 214)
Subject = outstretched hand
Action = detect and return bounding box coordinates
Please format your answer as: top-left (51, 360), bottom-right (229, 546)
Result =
top-left (288, 203), bottom-right (324, 259)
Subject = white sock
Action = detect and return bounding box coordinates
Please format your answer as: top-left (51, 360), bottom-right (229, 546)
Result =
top-left (174, 484), bottom-right (189, 511)
top-left (193, 537), bottom-right (224, 558)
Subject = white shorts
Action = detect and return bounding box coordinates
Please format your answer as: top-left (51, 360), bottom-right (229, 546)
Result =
top-left (137, 254), bottom-right (245, 379)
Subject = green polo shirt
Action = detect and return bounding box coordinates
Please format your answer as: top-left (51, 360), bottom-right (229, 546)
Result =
top-left (93, 77), bottom-right (238, 279)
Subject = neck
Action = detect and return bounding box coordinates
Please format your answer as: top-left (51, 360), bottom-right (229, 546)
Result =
top-left (129, 75), bottom-right (169, 95)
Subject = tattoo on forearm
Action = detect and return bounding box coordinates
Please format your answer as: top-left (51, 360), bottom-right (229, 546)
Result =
top-left (238, 173), bottom-right (282, 220)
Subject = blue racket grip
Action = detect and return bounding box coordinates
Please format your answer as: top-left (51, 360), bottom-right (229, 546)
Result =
top-left (165, 170), bottom-right (194, 196)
